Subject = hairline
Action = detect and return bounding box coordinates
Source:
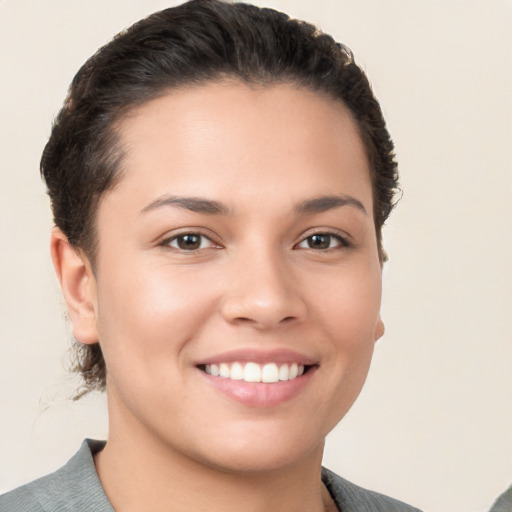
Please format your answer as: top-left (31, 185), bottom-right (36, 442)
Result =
top-left (80, 76), bottom-right (383, 271)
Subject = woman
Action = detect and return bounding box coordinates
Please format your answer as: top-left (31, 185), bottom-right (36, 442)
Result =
top-left (0, 1), bottom-right (421, 510)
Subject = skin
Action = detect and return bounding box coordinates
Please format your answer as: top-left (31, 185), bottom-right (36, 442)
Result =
top-left (51, 82), bottom-right (384, 512)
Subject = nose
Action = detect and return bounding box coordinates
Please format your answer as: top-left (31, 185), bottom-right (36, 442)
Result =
top-left (219, 248), bottom-right (307, 329)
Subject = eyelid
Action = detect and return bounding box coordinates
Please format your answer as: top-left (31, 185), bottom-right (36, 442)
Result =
top-left (156, 227), bottom-right (351, 252)
top-left (294, 228), bottom-right (352, 250)
top-left (159, 228), bottom-right (222, 251)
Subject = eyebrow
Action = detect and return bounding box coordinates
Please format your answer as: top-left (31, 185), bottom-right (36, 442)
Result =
top-left (295, 195), bottom-right (367, 216)
top-left (140, 193), bottom-right (366, 216)
top-left (140, 195), bottom-right (231, 216)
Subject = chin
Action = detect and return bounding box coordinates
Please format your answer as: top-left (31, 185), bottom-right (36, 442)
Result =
top-left (183, 418), bottom-right (329, 475)
top-left (201, 441), bottom-right (323, 476)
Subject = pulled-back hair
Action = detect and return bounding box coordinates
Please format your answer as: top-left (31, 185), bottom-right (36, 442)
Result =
top-left (41, 0), bottom-right (399, 396)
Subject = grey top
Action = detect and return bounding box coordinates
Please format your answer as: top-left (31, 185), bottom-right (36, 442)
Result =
top-left (1, 439), bottom-right (422, 511)
top-left (488, 485), bottom-right (512, 512)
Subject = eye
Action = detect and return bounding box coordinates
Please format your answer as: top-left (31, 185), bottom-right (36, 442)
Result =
top-left (164, 233), bottom-right (217, 251)
top-left (296, 233), bottom-right (349, 250)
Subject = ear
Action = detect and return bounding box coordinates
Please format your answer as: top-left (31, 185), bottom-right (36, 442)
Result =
top-left (375, 314), bottom-right (385, 342)
top-left (50, 228), bottom-right (99, 345)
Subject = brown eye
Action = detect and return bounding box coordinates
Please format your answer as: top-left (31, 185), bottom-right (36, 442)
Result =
top-left (308, 234), bottom-right (331, 249)
top-left (297, 233), bottom-right (348, 250)
top-left (177, 234), bottom-right (201, 250)
top-left (166, 233), bottom-right (214, 251)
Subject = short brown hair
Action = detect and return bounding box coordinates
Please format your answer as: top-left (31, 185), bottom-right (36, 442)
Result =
top-left (41, 0), bottom-right (399, 396)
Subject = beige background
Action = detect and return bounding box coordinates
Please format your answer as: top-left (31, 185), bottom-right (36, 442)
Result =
top-left (0, 1), bottom-right (511, 511)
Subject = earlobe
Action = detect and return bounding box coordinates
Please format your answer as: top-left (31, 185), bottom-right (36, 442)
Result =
top-left (375, 315), bottom-right (385, 342)
top-left (50, 228), bottom-right (99, 345)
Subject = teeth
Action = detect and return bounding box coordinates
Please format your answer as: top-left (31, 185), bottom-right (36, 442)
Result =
top-left (244, 362), bottom-right (261, 382)
top-left (219, 363), bottom-right (230, 378)
top-left (261, 363), bottom-right (279, 383)
top-left (203, 362), bottom-right (307, 383)
top-left (230, 362), bottom-right (244, 380)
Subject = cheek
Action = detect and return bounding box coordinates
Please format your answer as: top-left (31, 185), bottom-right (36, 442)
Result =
top-left (94, 263), bottom-right (218, 379)
top-left (309, 263), bottom-right (381, 404)
top-left (312, 263), bottom-right (382, 343)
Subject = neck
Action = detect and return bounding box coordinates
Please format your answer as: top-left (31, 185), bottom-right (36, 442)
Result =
top-left (95, 400), bottom-right (333, 512)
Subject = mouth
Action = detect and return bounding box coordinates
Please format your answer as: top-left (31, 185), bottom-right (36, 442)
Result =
top-left (195, 349), bottom-right (318, 407)
top-left (197, 361), bottom-right (314, 383)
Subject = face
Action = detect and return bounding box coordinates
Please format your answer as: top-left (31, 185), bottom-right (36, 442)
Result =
top-left (85, 82), bottom-right (384, 473)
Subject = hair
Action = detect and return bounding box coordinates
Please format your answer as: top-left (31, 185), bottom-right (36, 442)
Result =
top-left (41, 0), bottom-right (399, 397)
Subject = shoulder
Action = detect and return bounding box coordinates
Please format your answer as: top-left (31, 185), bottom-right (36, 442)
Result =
top-left (0, 440), bottom-right (112, 512)
top-left (488, 484), bottom-right (512, 512)
top-left (0, 482), bottom-right (45, 512)
top-left (322, 467), bottom-right (423, 512)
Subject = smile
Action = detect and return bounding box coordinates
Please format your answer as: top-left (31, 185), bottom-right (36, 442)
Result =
top-left (203, 362), bottom-right (307, 383)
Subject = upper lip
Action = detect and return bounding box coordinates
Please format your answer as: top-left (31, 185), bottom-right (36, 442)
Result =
top-left (196, 348), bottom-right (318, 366)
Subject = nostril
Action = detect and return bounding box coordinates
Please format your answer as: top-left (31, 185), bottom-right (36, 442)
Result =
top-left (233, 316), bottom-right (253, 324)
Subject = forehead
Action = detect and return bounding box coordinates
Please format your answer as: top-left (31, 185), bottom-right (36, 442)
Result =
top-left (107, 81), bottom-right (372, 215)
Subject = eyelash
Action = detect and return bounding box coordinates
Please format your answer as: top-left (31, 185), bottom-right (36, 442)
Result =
top-left (295, 232), bottom-right (351, 251)
top-left (161, 232), bottom-right (219, 251)
top-left (160, 230), bottom-right (351, 252)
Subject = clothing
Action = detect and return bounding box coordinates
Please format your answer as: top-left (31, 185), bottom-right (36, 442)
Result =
top-left (488, 484), bottom-right (512, 512)
top-left (0, 439), bottom-right (422, 511)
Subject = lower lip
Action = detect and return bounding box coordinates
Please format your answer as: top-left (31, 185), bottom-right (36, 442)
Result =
top-left (200, 367), bottom-right (316, 408)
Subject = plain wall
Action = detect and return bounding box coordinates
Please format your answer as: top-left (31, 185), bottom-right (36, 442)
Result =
top-left (0, 1), bottom-right (510, 511)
